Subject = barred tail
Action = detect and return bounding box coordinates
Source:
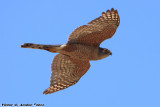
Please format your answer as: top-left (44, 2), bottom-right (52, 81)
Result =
top-left (21, 43), bottom-right (61, 53)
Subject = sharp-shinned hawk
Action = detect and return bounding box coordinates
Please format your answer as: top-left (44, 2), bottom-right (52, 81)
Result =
top-left (21, 8), bottom-right (120, 95)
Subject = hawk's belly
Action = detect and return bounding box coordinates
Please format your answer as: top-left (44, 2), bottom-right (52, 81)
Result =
top-left (61, 44), bottom-right (99, 60)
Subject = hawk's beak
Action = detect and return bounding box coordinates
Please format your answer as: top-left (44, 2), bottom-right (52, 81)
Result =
top-left (110, 52), bottom-right (112, 56)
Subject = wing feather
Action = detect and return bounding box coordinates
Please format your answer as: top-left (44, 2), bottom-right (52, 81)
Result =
top-left (67, 8), bottom-right (120, 46)
top-left (43, 54), bottom-right (90, 94)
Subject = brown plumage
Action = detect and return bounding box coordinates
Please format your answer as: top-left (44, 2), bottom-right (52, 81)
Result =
top-left (21, 8), bottom-right (120, 94)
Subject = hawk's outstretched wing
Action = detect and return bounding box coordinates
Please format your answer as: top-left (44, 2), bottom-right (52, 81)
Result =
top-left (67, 8), bottom-right (120, 46)
top-left (43, 54), bottom-right (90, 94)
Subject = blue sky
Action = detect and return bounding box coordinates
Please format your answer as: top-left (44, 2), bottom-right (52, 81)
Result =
top-left (0, 0), bottom-right (160, 107)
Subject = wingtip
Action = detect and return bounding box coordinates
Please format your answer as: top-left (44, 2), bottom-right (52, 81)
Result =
top-left (43, 89), bottom-right (52, 95)
top-left (106, 9), bottom-right (110, 13)
top-left (43, 90), bottom-right (49, 95)
top-left (43, 87), bottom-right (57, 95)
top-left (102, 12), bottom-right (106, 17)
top-left (114, 8), bottom-right (119, 14)
top-left (104, 8), bottom-right (120, 26)
top-left (111, 8), bottom-right (114, 11)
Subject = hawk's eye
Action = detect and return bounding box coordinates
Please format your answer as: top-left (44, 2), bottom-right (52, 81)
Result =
top-left (103, 49), bottom-right (108, 53)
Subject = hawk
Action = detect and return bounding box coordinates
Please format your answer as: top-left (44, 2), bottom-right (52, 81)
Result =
top-left (21, 8), bottom-right (120, 95)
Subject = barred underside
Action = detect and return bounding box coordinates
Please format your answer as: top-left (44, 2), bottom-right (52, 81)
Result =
top-left (43, 54), bottom-right (90, 94)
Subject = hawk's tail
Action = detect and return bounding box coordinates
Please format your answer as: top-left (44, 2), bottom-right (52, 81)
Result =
top-left (21, 43), bottom-right (62, 53)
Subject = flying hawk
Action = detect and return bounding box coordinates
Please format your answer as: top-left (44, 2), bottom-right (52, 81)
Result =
top-left (21, 8), bottom-right (120, 94)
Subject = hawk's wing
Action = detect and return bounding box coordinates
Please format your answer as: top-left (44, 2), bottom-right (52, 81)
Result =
top-left (43, 54), bottom-right (90, 94)
top-left (67, 8), bottom-right (120, 46)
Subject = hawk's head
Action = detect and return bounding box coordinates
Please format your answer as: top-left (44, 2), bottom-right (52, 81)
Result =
top-left (98, 48), bottom-right (112, 60)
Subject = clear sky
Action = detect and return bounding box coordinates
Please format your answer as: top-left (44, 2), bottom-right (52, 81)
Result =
top-left (0, 0), bottom-right (160, 107)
